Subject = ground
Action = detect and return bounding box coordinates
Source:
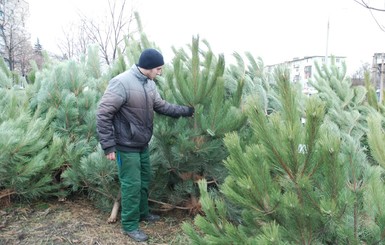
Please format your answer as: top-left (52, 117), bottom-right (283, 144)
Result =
top-left (0, 196), bottom-right (192, 245)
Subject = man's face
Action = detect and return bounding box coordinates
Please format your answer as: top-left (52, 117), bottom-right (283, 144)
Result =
top-left (147, 66), bottom-right (163, 80)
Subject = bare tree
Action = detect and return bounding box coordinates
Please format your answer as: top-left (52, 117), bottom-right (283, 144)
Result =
top-left (17, 37), bottom-right (34, 78)
top-left (353, 62), bottom-right (371, 79)
top-left (0, 0), bottom-right (32, 77)
top-left (58, 0), bottom-right (137, 65)
top-left (354, 0), bottom-right (385, 31)
top-left (58, 22), bottom-right (90, 61)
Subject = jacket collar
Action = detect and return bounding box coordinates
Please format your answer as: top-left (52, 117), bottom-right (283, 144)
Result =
top-left (132, 64), bottom-right (149, 83)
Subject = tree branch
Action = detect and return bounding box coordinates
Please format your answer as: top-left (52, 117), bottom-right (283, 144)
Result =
top-left (354, 0), bottom-right (385, 31)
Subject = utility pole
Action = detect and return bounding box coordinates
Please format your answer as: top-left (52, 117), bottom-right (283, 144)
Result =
top-left (372, 54), bottom-right (377, 88)
top-left (325, 18), bottom-right (330, 65)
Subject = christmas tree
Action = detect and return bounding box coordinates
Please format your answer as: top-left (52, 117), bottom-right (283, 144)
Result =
top-left (149, 36), bottom-right (248, 213)
top-left (0, 57), bottom-right (64, 203)
top-left (0, 46), bottom-right (107, 204)
top-left (183, 62), bottom-right (385, 244)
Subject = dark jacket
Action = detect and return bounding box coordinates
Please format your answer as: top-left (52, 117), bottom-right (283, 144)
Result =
top-left (96, 64), bottom-right (193, 154)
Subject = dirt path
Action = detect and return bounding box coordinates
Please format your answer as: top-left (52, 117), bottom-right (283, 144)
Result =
top-left (0, 197), bottom-right (190, 244)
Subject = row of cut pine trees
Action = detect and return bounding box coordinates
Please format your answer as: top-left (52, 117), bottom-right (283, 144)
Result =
top-left (2, 33), bottom-right (385, 244)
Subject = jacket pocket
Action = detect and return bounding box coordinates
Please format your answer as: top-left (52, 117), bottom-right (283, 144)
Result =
top-left (114, 114), bottom-right (132, 141)
top-left (114, 118), bottom-right (150, 146)
top-left (129, 123), bottom-right (151, 145)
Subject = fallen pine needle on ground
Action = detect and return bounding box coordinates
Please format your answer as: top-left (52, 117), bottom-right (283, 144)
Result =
top-left (0, 196), bottom-right (192, 245)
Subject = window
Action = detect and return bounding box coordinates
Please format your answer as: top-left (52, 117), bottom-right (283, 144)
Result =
top-left (304, 66), bottom-right (312, 79)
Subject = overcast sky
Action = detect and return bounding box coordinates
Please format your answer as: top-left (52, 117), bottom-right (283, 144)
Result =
top-left (27, 0), bottom-right (385, 74)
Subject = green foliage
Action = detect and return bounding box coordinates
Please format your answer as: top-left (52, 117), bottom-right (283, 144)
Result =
top-left (0, 88), bottom-right (29, 123)
top-left (364, 71), bottom-right (380, 111)
top-left (61, 147), bottom-right (120, 212)
top-left (85, 45), bottom-right (102, 79)
top-left (0, 58), bottom-right (13, 89)
top-left (0, 56), bottom-right (12, 78)
top-left (311, 59), bottom-right (370, 141)
top-left (362, 166), bottom-right (385, 239)
top-left (169, 37), bottom-right (222, 106)
top-left (3, 24), bottom-right (385, 244)
top-left (150, 36), bottom-right (248, 209)
top-left (27, 60), bottom-right (38, 84)
top-left (0, 110), bottom-right (65, 200)
top-left (0, 41), bottom-right (109, 204)
top-left (367, 113), bottom-right (385, 169)
top-left (0, 27), bottom-right (168, 209)
top-left (184, 62), bottom-right (385, 244)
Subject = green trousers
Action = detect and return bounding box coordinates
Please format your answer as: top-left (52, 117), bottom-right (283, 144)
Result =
top-left (116, 149), bottom-right (151, 232)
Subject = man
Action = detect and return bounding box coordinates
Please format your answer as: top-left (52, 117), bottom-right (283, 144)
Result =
top-left (96, 48), bottom-right (194, 242)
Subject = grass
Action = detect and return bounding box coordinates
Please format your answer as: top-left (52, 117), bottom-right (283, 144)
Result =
top-left (0, 195), bottom-right (193, 244)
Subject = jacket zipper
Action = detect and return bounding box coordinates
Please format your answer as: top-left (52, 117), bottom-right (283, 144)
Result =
top-left (142, 81), bottom-right (149, 127)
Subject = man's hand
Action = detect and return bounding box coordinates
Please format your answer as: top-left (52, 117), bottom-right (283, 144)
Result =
top-left (188, 107), bottom-right (195, 117)
top-left (106, 152), bottom-right (116, 161)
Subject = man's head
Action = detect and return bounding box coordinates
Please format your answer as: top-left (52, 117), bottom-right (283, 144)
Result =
top-left (138, 48), bottom-right (164, 80)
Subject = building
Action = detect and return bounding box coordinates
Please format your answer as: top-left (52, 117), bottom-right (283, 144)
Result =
top-left (266, 55), bottom-right (346, 95)
top-left (371, 53), bottom-right (385, 88)
top-left (372, 53), bottom-right (385, 101)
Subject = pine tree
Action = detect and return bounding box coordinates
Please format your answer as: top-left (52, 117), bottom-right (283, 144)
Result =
top-left (0, 110), bottom-right (66, 200)
top-left (34, 38), bottom-right (43, 55)
top-left (0, 62), bottom-right (64, 201)
top-left (0, 58), bottom-right (65, 202)
top-left (60, 38), bottom-right (163, 213)
top-left (0, 46), bottom-right (106, 203)
top-left (183, 63), bottom-right (385, 244)
top-left (45, 46), bottom-right (119, 208)
top-left (149, 36), bottom-right (247, 213)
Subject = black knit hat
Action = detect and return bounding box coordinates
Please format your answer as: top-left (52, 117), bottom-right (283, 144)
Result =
top-left (138, 48), bottom-right (164, 69)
